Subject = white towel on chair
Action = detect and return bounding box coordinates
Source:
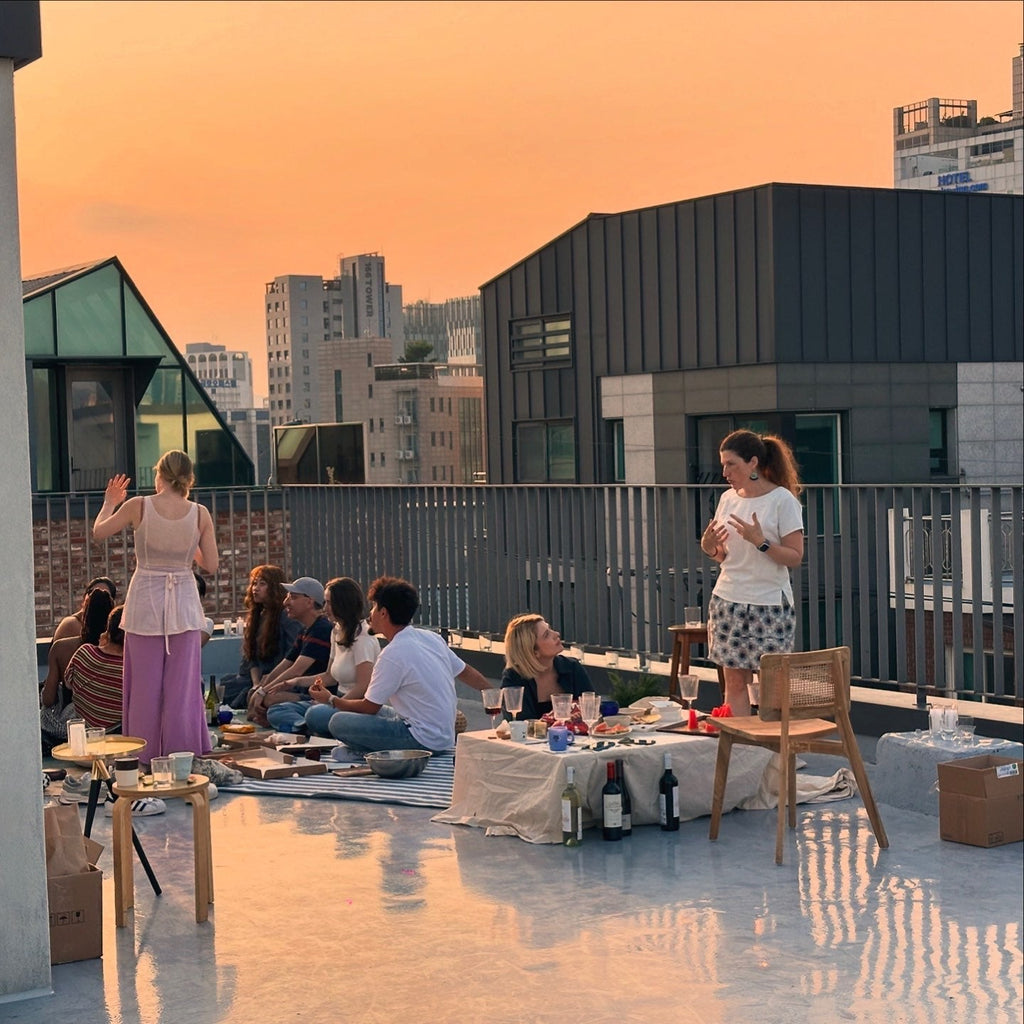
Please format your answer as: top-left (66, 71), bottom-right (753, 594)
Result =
top-left (738, 755), bottom-right (859, 811)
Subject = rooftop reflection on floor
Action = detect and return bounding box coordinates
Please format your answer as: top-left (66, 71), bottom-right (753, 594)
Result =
top-left (10, 784), bottom-right (1023, 1024)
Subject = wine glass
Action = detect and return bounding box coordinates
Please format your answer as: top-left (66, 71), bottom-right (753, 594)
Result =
top-left (579, 691), bottom-right (601, 738)
top-left (481, 688), bottom-right (503, 736)
top-left (678, 674), bottom-right (700, 711)
top-left (550, 693), bottom-right (572, 723)
top-left (503, 686), bottom-right (524, 724)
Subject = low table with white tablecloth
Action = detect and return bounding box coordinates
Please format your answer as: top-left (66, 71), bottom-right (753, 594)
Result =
top-left (433, 729), bottom-right (774, 843)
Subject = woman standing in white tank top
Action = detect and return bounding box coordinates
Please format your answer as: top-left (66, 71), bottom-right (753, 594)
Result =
top-left (93, 450), bottom-right (219, 762)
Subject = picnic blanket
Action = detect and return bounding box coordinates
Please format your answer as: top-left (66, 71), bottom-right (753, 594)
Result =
top-left (216, 752), bottom-right (455, 809)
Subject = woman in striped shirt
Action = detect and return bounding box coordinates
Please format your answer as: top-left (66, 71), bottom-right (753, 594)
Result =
top-left (64, 604), bottom-right (126, 732)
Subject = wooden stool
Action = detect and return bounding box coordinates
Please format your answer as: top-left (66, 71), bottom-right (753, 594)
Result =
top-left (112, 774), bottom-right (213, 925)
top-left (667, 624), bottom-right (726, 703)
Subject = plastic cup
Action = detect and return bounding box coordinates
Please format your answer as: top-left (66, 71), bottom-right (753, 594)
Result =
top-left (684, 605), bottom-right (702, 627)
top-left (957, 715), bottom-right (975, 746)
top-left (151, 757), bottom-right (172, 788)
top-left (86, 727), bottom-right (105, 747)
top-left (66, 718), bottom-right (87, 756)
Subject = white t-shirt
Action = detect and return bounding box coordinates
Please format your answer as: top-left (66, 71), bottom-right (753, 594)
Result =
top-left (711, 486), bottom-right (804, 605)
top-left (328, 626), bottom-right (381, 693)
top-left (365, 627), bottom-right (464, 751)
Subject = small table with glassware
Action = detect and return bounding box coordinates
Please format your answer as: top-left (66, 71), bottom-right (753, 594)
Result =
top-left (434, 726), bottom-right (772, 843)
top-left (111, 773), bottom-right (214, 925)
top-left (51, 733), bottom-right (161, 895)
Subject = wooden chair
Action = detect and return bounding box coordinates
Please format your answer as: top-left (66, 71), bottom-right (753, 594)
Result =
top-left (708, 646), bottom-right (888, 865)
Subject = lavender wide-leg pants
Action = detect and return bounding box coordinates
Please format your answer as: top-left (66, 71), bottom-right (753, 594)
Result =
top-left (123, 631), bottom-right (211, 763)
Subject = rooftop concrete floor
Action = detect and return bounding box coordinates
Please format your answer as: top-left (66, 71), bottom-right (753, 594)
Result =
top-left (9, 699), bottom-right (1023, 1024)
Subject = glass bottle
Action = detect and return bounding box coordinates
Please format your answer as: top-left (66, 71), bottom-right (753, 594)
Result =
top-left (602, 761), bottom-right (623, 841)
top-left (659, 751), bottom-right (680, 831)
top-left (561, 765), bottom-right (583, 846)
top-left (615, 758), bottom-right (632, 837)
top-left (206, 675), bottom-right (218, 725)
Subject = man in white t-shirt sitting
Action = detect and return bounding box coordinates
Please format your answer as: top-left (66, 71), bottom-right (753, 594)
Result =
top-left (323, 576), bottom-right (490, 754)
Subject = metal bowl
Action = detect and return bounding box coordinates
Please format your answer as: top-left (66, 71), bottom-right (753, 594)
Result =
top-left (363, 749), bottom-right (432, 779)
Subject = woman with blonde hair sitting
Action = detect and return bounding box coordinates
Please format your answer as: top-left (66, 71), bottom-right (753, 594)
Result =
top-left (501, 613), bottom-right (591, 721)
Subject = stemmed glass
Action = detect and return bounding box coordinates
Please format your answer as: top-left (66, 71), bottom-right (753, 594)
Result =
top-left (503, 686), bottom-right (524, 725)
top-left (679, 674), bottom-right (700, 725)
top-left (550, 693), bottom-right (572, 724)
top-left (481, 687), bottom-right (503, 736)
top-left (579, 691), bottom-right (601, 738)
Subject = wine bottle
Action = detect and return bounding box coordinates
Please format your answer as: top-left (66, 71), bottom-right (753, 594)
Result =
top-left (206, 675), bottom-right (218, 725)
top-left (615, 758), bottom-right (632, 837)
top-left (602, 761), bottom-right (623, 841)
top-left (659, 752), bottom-right (680, 831)
top-left (561, 766), bottom-right (583, 846)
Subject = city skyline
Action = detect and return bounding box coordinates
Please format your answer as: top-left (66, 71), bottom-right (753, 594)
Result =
top-left (13, 0), bottom-right (1022, 397)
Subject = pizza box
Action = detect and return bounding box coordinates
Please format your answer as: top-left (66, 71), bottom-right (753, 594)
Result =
top-left (224, 747), bottom-right (327, 779)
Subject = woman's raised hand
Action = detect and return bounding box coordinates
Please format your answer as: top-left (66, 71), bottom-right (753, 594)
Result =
top-left (103, 474), bottom-right (131, 507)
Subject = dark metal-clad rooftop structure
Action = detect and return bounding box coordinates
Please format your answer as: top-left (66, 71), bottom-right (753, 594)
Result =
top-left (481, 183), bottom-right (1023, 485)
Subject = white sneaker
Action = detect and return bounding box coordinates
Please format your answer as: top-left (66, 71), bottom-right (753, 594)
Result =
top-left (207, 783), bottom-right (219, 800)
top-left (105, 797), bottom-right (166, 816)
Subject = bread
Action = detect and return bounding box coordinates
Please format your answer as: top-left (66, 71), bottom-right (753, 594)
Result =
top-left (221, 723), bottom-right (256, 735)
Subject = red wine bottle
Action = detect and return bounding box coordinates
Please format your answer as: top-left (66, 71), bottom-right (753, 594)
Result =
top-left (615, 758), bottom-right (632, 837)
top-left (602, 761), bottom-right (623, 841)
top-left (659, 752), bottom-right (680, 831)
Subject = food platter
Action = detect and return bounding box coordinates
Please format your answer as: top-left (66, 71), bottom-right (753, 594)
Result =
top-left (590, 722), bottom-right (632, 738)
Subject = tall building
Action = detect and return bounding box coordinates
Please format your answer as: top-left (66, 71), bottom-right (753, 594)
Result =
top-left (264, 255), bottom-right (484, 481)
top-left (185, 342), bottom-right (255, 412)
top-left (402, 295), bottom-right (482, 365)
top-left (893, 44), bottom-right (1023, 195)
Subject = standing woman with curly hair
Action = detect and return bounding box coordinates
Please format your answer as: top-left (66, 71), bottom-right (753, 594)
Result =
top-left (701, 430), bottom-right (804, 716)
top-left (93, 450), bottom-right (219, 762)
top-left (222, 565), bottom-right (300, 708)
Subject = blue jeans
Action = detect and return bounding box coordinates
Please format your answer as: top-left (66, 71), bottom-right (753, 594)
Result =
top-left (326, 706), bottom-right (431, 754)
top-left (304, 703), bottom-right (337, 737)
top-left (266, 700), bottom-right (313, 733)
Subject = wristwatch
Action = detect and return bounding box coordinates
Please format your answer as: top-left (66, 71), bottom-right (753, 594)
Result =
top-left (757, 540), bottom-right (771, 552)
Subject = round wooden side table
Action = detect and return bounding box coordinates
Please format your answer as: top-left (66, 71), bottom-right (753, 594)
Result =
top-left (111, 773), bottom-right (213, 925)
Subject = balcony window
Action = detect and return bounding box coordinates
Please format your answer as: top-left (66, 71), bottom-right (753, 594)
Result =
top-left (929, 409), bottom-right (950, 476)
top-left (514, 419), bottom-right (576, 482)
top-left (510, 315), bottom-right (572, 369)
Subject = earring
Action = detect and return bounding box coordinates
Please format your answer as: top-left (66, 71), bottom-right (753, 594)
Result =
top-left (749, 470), bottom-right (759, 480)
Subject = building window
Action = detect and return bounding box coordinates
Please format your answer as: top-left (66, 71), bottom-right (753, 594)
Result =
top-left (929, 409), bottom-right (950, 476)
top-left (514, 419), bottom-right (576, 482)
top-left (607, 419), bottom-right (625, 482)
top-left (370, 452), bottom-right (376, 465)
top-left (368, 384), bottom-right (373, 399)
top-left (431, 432), bottom-right (436, 447)
top-left (370, 419), bottom-right (375, 433)
top-left (367, 353), bottom-right (373, 367)
top-left (381, 453), bottom-right (386, 467)
top-left (510, 315), bottom-right (572, 369)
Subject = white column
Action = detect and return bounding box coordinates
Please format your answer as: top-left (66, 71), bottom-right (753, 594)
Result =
top-left (0, 56), bottom-right (52, 1001)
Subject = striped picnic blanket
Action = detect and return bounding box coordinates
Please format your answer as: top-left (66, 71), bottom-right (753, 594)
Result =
top-left (216, 752), bottom-right (455, 809)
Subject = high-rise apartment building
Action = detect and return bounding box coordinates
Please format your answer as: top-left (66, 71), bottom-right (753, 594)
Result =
top-left (185, 342), bottom-right (255, 412)
top-left (893, 44), bottom-right (1023, 195)
top-left (402, 295), bottom-right (482, 365)
top-left (264, 254), bottom-right (484, 481)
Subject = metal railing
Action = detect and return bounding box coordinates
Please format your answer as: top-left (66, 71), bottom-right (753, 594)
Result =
top-left (34, 483), bottom-right (1022, 705)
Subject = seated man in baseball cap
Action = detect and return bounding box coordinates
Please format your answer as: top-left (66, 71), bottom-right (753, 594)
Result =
top-left (247, 576), bottom-right (333, 726)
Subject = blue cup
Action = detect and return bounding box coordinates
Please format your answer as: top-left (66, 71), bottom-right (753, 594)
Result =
top-left (548, 725), bottom-right (570, 752)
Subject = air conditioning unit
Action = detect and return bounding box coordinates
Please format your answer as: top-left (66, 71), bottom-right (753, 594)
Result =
top-left (394, 414), bottom-right (412, 425)
top-left (404, 449), bottom-right (415, 459)
top-left (396, 450), bottom-right (407, 461)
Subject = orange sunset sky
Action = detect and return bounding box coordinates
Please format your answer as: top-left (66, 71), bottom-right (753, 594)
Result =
top-left (13, 0), bottom-right (1022, 397)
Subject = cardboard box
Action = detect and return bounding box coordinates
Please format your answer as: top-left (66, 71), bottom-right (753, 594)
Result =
top-left (224, 747), bottom-right (327, 779)
top-left (44, 804), bottom-right (104, 964)
top-left (937, 754), bottom-right (1023, 848)
top-left (48, 863), bottom-right (103, 964)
